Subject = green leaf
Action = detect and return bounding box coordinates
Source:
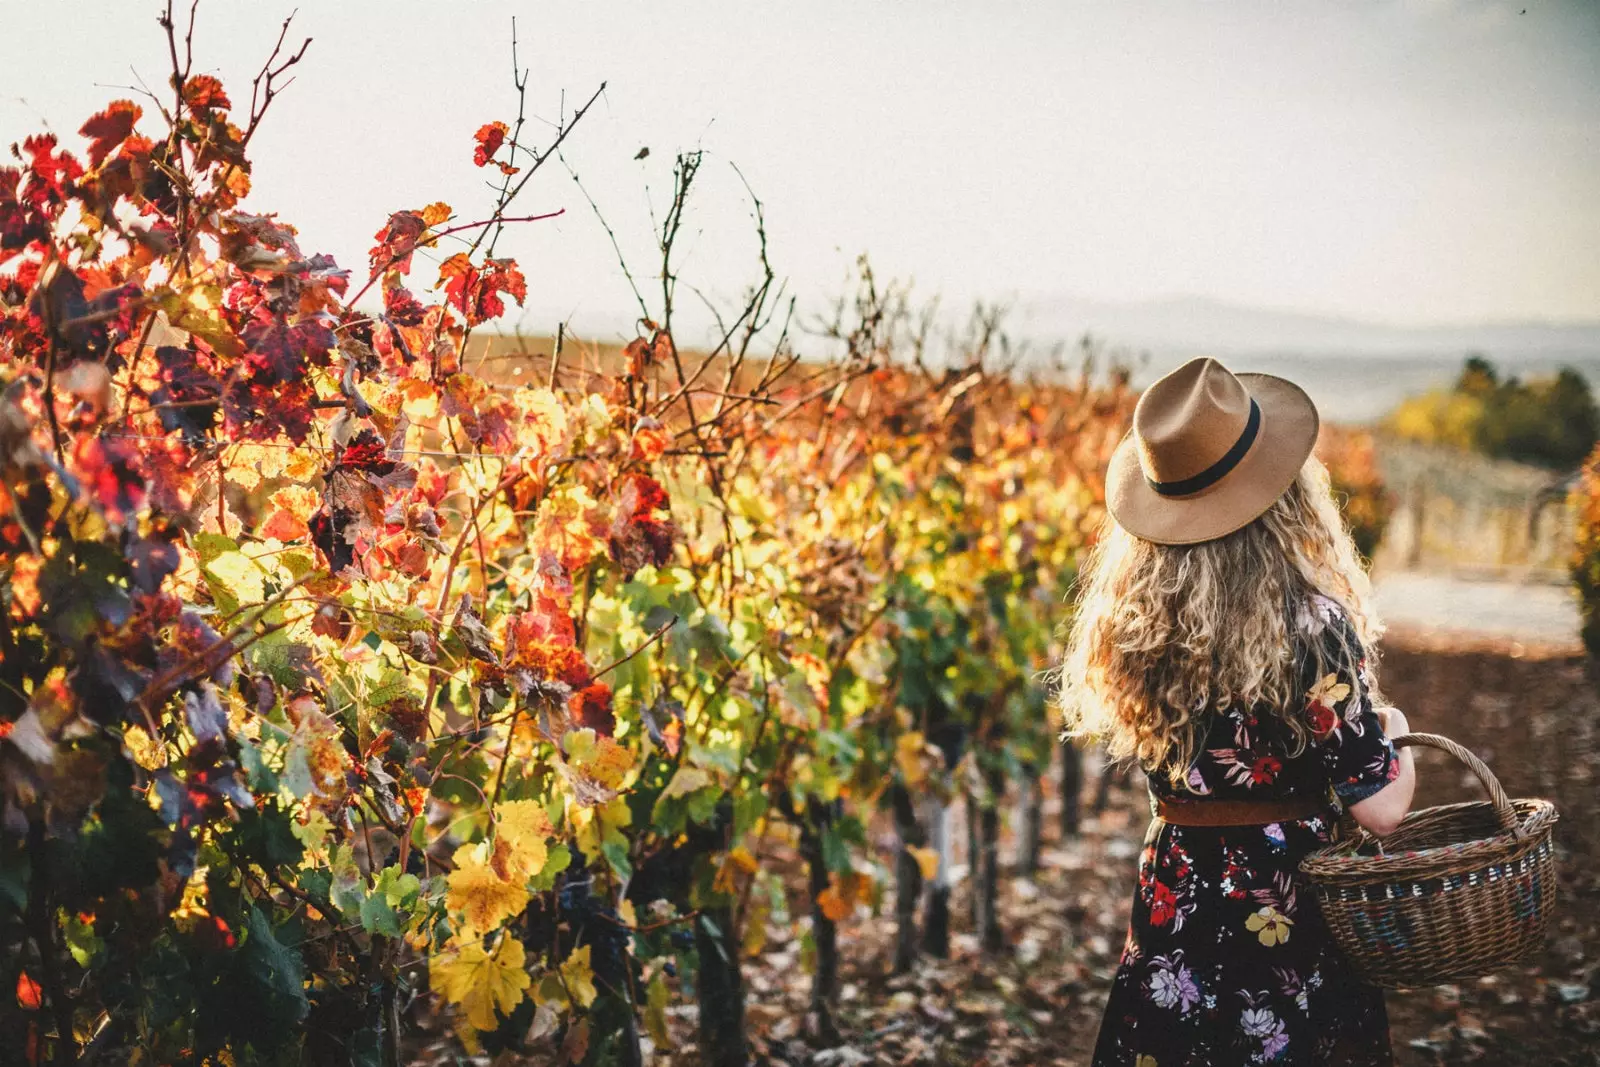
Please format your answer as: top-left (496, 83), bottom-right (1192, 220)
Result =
top-left (226, 802), bottom-right (303, 871)
top-left (733, 791), bottom-right (768, 838)
top-left (329, 844), bottom-right (366, 917)
top-left (234, 905), bottom-right (309, 1030)
top-left (374, 865), bottom-right (422, 908)
top-left (685, 787), bottom-right (720, 827)
top-left (821, 826), bottom-right (850, 874)
top-left (280, 742), bottom-right (315, 800)
top-left (61, 910), bottom-right (104, 968)
top-left (191, 531), bottom-right (240, 567)
top-left (601, 839), bottom-right (633, 880)
top-left (238, 737), bottom-right (281, 795)
top-left (359, 891), bottom-right (403, 937)
top-left (529, 843), bottom-right (572, 892)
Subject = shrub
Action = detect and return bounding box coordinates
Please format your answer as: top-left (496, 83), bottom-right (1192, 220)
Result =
top-left (1571, 444), bottom-right (1600, 659)
top-left (1316, 426), bottom-right (1393, 561)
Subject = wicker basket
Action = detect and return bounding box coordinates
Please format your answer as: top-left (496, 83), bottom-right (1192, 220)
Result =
top-left (1300, 732), bottom-right (1559, 989)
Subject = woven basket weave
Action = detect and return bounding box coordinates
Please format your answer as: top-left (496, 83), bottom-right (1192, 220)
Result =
top-left (1300, 733), bottom-right (1559, 989)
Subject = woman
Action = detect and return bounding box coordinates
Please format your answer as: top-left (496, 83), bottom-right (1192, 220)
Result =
top-left (1058, 358), bottom-right (1418, 1066)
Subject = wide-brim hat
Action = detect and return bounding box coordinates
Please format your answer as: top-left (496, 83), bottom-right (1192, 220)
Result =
top-left (1105, 357), bottom-right (1319, 545)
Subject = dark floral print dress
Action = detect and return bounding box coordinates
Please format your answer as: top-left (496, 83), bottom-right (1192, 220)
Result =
top-left (1092, 596), bottom-right (1401, 1067)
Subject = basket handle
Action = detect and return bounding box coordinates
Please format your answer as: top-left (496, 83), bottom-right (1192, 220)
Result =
top-left (1391, 732), bottom-right (1520, 836)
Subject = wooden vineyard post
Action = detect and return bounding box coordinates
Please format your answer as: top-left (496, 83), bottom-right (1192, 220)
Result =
top-left (890, 782), bottom-right (926, 974)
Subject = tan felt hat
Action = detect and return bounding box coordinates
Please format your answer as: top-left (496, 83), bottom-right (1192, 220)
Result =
top-left (1105, 357), bottom-right (1319, 545)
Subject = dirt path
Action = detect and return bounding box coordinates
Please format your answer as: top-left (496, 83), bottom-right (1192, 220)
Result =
top-left (1373, 572), bottom-right (1581, 648)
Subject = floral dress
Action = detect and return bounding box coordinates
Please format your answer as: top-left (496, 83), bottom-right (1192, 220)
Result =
top-left (1092, 596), bottom-right (1401, 1067)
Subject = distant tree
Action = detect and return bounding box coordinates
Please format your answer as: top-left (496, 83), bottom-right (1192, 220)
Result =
top-left (1389, 356), bottom-right (1598, 470)
top-left (1457, 353), bottom-right (1499, 397)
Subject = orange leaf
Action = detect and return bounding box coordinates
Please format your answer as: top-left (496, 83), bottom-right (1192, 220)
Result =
top-left (816, 884), bottom-right (851, 923)
top-left (182, 74), bottom-right (231, 111)
top-left (79, 99), bottom-right (141, 168)
top-left (473, 122), bottom-right (509, 167)
top-left (259, 508), bottom-right (310, 542)
top-left (15, 970), bottom-right (41, 1011)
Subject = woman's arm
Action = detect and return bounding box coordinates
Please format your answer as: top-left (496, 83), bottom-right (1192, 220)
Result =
top-left (1347, 706), bottom-right (1417, 836)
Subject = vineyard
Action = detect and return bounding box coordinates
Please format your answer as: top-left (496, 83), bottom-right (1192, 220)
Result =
top-left (0, 17), bottom-right (1147, 1065)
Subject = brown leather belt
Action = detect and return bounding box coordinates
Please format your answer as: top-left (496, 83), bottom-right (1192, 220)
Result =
top-left (1155, 794), bottom-right (1329, 827)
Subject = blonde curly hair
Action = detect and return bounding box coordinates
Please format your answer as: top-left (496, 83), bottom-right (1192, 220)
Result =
top-left (1056, 457), bottom-right (1380, 786)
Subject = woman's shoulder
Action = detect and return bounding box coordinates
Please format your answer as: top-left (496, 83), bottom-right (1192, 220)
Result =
top-left (1292, 592), bottom-right (1362, 652)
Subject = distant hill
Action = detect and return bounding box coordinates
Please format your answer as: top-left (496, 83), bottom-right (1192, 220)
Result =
top-left (1013, 295), bottom-right (1600, 362)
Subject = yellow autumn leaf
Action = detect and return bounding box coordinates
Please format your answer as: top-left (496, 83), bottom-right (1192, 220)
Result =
top-left (430, 935), bottom-right (531, 1031)
top-left (205, 550), bottom-right (266, 609)
top-left (269, 484), bottom-right (321, 522)
top-left (908, 845), bottom-right (940, 882)
top-left (534, 485), bottom-right (606, 574)
top-left (644, 970), bottom-right (673, 1049)
top-left (560, 944), bottom-right (598, 1010)
top-left (742, 897), bottom-right (770, 958)
top-left (494, 799), bottom-right (552, 882)
top-left (514, 386), bottom-right (570, 458)
top-left (123, 724), bottom-right (167, 770)
top-left (713, 845), bottom-right (759, 896)
top-left (446, 842), bottom-right (529, 934)
top-left (421, 201), bottom-right (453, 227)
top-left (563, 727), bottom-right (634, 800)
top-left (571, 795), bottom-right (632, 864)
top-left (282, 446), bottom-right (323, 481)
top-left (895, 731), bottom-right (929, 785)
top-left (659, 766), bottom-right (711, 800)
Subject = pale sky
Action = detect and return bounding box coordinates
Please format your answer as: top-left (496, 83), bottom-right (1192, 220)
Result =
top-left (4, 0), bottom-right (1598, 346)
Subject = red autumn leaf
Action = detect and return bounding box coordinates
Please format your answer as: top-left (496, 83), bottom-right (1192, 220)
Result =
top-left (79, 99), bottom-right (142, 168)
top-left (608, 474), bottom-right (676, 578)
top-left (440, 372), bottom-right (518, 452)
top-left (506, 642), bottom-right (593, 690)
top-left (569, 681), bottom-right (615, 736)
top-left (259, 508), bottom-right (309, 542)
top-left (240, 319), bottom-right (336, 385)
top-left (0, 166), bottom-right (50, 260)
top-left (369, 210), bottom-right (427, 277)
top-left (15, 971), bottom-right (41, 1011)
top-left (20, 134), bottom-right (84, 215)
top-left (507, 596), bottom-right (578, 651)
top-left (338, 429), bottom-right (395, 475)
top-left (181, 74), bottom-right (232, 112)
top-left (70, 436), bottom-right (147, 525)
top-left (383, 284), bottom-right (427, 327)
top-left (473, 121), bottom-right (509, 167)
top-left (437, 253), bottom-right (526, 326)
top-left (224, 377), bottom-right (315, 443)
top-left (630, 419), bottom-right (671, 463)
